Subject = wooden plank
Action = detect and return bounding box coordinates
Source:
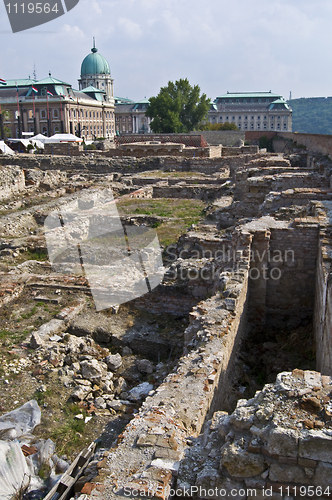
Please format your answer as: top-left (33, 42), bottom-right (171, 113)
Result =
top-left (43, 441), bottom-right (96, 500)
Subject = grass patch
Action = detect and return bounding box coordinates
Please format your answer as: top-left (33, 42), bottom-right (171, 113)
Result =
top-left (48, 403), bottom-right (88, 456)
top-left (117, 198), bottom-right (205, 246)
top-left (27, 248), bottom-right (49, 261)
top-left (0, 328), bottom-right (31, 346)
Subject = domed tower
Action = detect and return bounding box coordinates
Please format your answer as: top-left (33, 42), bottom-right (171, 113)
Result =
top-left (78, 38), bottom-right (114, 102)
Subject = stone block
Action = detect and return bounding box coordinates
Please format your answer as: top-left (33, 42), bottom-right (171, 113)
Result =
top-left (314, 461), bottom-right (332, 486)
top-left (269, 463), bottom-right (309, 484)
top-left (299, 430), bottom-right (332, 461)
top-left (266, 427), bottom-right (299, 458)
top-left (221, 442), bottom-right (266, 478)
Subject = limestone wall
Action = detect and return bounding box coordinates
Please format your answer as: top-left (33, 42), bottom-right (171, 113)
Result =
top-left (0, 165), bottom-right (25, 201)
top-left (76, 241), bottom-right (251, 499)
top-left (248, 221), bottom-right (319, 330)
top-left (199, 130), bottom-right (245, 146)
top-left (275, 132), bottom-right (332, 157)
top-left (178, 370), bottom-right (332, 500)
top-left (0, 152), bottom-right (263, 176)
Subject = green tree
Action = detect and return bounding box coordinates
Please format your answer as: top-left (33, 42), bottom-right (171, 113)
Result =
top-left (146, 78), bottom-right (211, 133)
top-left (198, 121), bottom-right (238, 131)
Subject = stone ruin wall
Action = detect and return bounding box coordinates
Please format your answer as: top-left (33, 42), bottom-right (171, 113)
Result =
top-left (248, 222), bottom-right (319, 331)
top-left (0, 152), bottom-right (263, 175)
top-left (1, 146), bottom-right (332, 498)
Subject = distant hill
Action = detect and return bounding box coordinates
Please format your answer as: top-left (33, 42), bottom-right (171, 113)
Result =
top-left (288, 97), bottom-right (332, 135)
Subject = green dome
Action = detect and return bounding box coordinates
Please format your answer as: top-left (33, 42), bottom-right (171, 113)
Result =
top-left (81, 46), bottom-right (110, 76)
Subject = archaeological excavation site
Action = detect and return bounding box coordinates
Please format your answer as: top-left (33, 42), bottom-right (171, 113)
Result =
top-left (1, 137), bottom-right (332, 500)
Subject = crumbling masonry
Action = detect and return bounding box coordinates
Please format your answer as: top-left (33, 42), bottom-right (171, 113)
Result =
top-left (0, 143), bottom-right (332, 500)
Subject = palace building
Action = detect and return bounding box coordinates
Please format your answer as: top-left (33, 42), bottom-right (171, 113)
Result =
top-left (0, 41), bottom-right (115, 140)
top-left (208, 91), bottom-right (292, 132)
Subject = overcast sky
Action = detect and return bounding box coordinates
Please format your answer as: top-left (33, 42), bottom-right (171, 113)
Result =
top-left (0, 0), bottom-right (331, 102)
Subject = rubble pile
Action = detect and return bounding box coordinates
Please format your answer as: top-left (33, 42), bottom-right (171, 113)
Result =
top-left (177, 370), bottom-right (332, 499)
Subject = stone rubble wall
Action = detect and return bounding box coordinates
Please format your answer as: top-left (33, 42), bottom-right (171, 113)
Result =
top-left (312, 201), bottom-right (332, 375)
top-left (152, 185), bottom-right (228, 202)
top-left (75, 236), bottom-right (252, 499)
top-left (105, 145), bottom-right (222, 158)
top-left (248, 221), bottom-right (319, 330)
top-left (0, 153), bottom-right (263, 176)
top-left (177, 370), bottom-right (332, 500)
top-left (0, 165), bottom-right (25, 201)
top-left (275, 131), bottom-right (332, 157)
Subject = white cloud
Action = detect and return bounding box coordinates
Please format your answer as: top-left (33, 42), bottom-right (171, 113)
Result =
top-left (118, 17), bottom-right (142, 39)
top-left (1, 0), bottom-right (332, 100)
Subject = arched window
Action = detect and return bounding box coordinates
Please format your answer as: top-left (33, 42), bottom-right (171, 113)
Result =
top-left (54, 126), bottom-right (60, 133)
top-left (40, 109), bottom-right (47, 119)
top-left (42, 126), bottom-right (47, 134)
top-left (53, 109), bottom-right (59, 118)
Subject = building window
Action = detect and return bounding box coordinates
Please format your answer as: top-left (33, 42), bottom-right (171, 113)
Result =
top-left (271, 115), bottom-right (274, 120)
top-left (271, 124), bottom-right (274, 130)
top-left (264, 116), bottom-right (267, 120)
top-left (250, 123), bottom-right (254, 130)
top-left (244, 123), bottom-right (248, 129)
top-left (245, 116), bottom-right (248, 120)
top-left (277, 123), bottom-right (281, 130)
top-left (277, 116), bottom-right (280, 119)
top-left (238, 124), bottom-right (241, 129)
top-left (93, 112), bottom-right (95, 118)
top-left (264, 123), bottom-right (267, 129)
top-left (257, 123), bottom-right (260, 130)
top-left (283, 123), bottom-right (287, 129)
top-left (73, 110), bottom-right (76, 118)
top-left (258, 99), bottom-right (261, 103)
top-left (53, 109), bottom-right (59, 118)
top-left (257, 116), bottom-right (260, 120)
top-left (40, 109), bottom-right (47, 119)
top-left (220, 116), bottom-right (223, 120)
top-left (54, 126), bottom-right (60, 133)
top-left (226, 116), bottom-right (229, 120)
top-left (232, 116), bottom-right (235, 121)
top-left (29, 126), bottom-right (34, 132)
top-left (90, 111), bottom-right (92, 118)
top-left (28, 110), bottom-right (33, 120)
top-left (236, 99), bottom-right (239, 103)
top-left (42, 126), bottom-right (47, 134)
top-left (243, 99), bottom-right (247, 103)
top-left (251, 116), bottom-right (254, 120)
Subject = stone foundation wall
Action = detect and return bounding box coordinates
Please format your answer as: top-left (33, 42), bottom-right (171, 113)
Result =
top-left (248, 221), bottom-right (319, 330)
top-left (313, 202), bottom-right (332, 375)
top-left (152, 185), bottom-right (226, 202)
top-left (77, 244), bottom-right (251, 499)
top-left (177, 370), bottom-right (332, 500)
top-left (44, 143), bottom-right (83, 156)
top-left (0, 152), bottom-right (263, 175)
top-left (275, 131), bottom-right (332, 157)
top-left (0, 165), bottom-right (25, 201)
